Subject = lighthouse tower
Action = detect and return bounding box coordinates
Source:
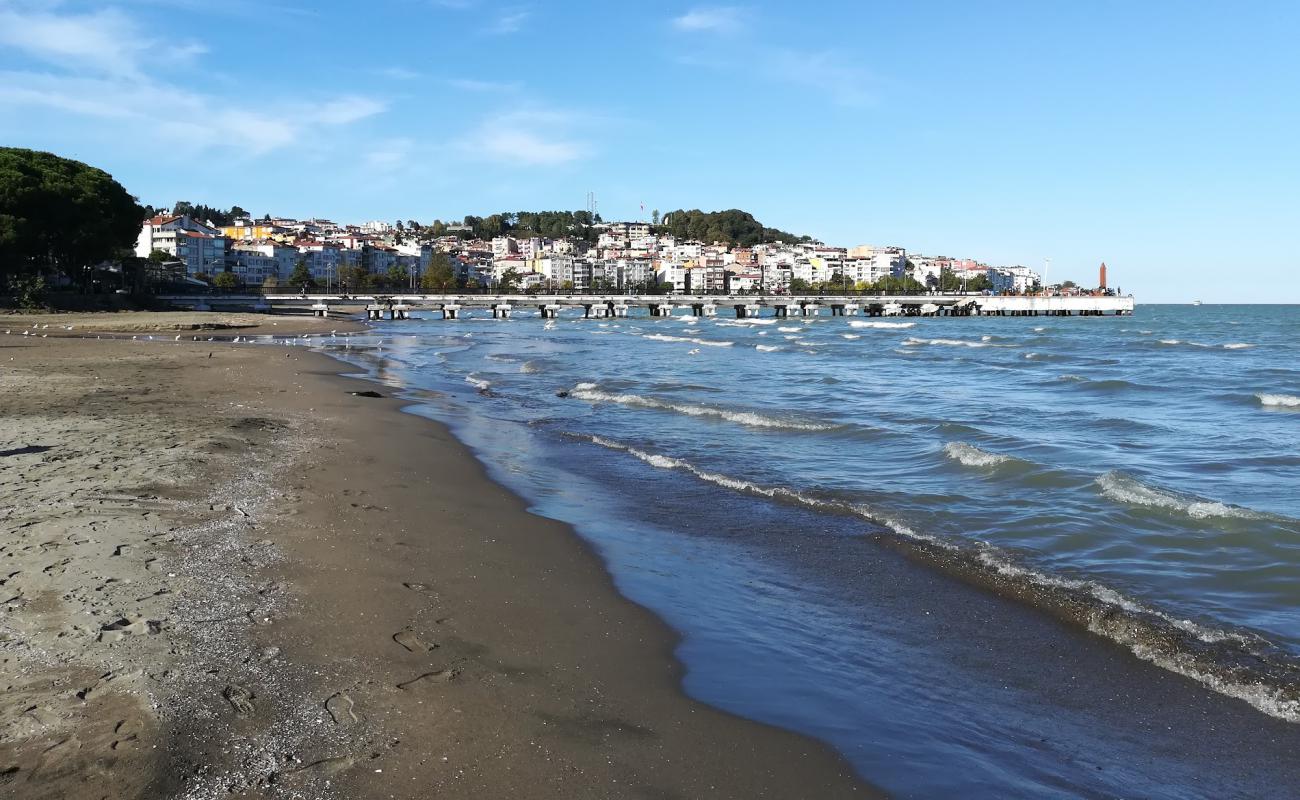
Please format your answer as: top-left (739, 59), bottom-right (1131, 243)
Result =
top-left (1099, 262), bottom-right (1108, 290)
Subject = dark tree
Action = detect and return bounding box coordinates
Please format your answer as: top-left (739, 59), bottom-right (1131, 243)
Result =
top-left (0, 147), bottom-right (143, 289)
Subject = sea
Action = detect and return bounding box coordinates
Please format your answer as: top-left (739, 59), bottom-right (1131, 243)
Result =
top-left (308, 303), bottom-right (1300, 798)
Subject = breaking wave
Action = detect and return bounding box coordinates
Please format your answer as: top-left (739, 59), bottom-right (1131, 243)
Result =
top-left (848, 320), bottom-right (916, 329)
top-left (755, 344), bottom-right (781, 352)
top-left (644, 333), bottom-right (734, 347)
top-left (1258, 393), bottom-right (1300, 408)
top-left (903, 337), bottom-right (991, 349)
top-left (1096, 471), bottom-right (1276, 521)
top-left (567, 384), bottom-right (835, 431)
top-left (944, 442), bottom-right (1013, 468)
top-left (583, 436), bottom-right (1300, 723)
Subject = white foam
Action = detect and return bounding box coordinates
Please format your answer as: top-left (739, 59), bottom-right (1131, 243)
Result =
top-left (1033, 326), bottom-right (1046, 332)
top-left (778, 326), bottom-right (802, 333)
top-left (644, 333), bottom-right (734, 347)
top-left (1057, 374), bottom-right (1087, 383)
top-left (1096, 471), bottom-right (1267, 520)
top-left (1258, 393), bottom-right (1300, 407)
top-left (464, 374), bottom-right (491, 391)
top-left (755, 344), bottom-right (780, 352)
top-left (943, 442), bottom-right (1011, 468)
top-left (520, 361), bottom-right (542, 374)
top-left (1111, 636), bottom-right (1300, 723)
top-left (1158, 339), bottom-right (1181, 345)
top-left (585, 436), bottom-right (934, 546)
top-left (842, 334), bottom-right (861, 340)
top-left (903, 337), bottom-right (989, 349)
top-left (1223, 343), bottom-right (1254, 350)
top-left (848, 320), bottom-right (916, 329)
top-left (570, 385), bottom-right (833, 430)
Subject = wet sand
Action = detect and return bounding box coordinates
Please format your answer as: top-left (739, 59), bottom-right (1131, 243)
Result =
top-left (0, 335), bottom-right (871, 799)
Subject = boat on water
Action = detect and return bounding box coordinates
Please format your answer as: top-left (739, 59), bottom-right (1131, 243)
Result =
top-left (1192, 300), bottom-right (1203, 306)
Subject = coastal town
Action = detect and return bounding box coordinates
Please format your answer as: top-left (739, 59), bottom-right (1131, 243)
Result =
top-left (135, 208), bottom-right (1076, 296)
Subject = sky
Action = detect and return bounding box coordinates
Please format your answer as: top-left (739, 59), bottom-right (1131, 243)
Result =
top-left (1, 0), bottom-right (1297, 302)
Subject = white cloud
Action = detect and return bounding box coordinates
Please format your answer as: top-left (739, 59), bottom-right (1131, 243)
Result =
top-left (461, 110), bottom-right (587, 166)
top-left (446, 77), bottom-right (520, 93)
top-left (364, 138), bottom-right (414, 171)
top-left (312, 96), bottom-right (387, 125)
top-left (0, 5), bottom-right (203, 78)
top-left (0, 3), bottom-right (385, 156)
top-left (672, 6), bottom-right (746, 34)
top-left (768, 49), bottom-right (875, 107)
top-left (487, 7), bottom-right (530, 34)
top-left (376, 66), bottom-right (421, 80)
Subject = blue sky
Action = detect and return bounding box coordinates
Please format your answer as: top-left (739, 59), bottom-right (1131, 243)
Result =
top-left (1, 1), bottom-right (1297, 301)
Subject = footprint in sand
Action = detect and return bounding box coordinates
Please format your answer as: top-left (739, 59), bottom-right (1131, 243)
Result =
top-left (98, 618), bottom-right (162, 643)
top-left (276, 755), bottom-right (354, 785)
top-left (222, 684), bottom-right (255, 716)
top-left (393, 629), bottom-right (437, 653)
top-left (397, 669), bottom-right (459, 690)
top-left (325, 692), bottom-right (358, 726)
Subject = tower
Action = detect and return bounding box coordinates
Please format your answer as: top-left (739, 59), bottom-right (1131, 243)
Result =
top-left (1099, 262), bottom-right (1108, 289)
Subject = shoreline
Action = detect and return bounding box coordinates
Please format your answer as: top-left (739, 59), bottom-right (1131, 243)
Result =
top-left (0, 335), bottom-right (873, 798)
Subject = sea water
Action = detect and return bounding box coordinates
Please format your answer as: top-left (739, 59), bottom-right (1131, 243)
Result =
top-left (324, 304), bottom-right (1300, 798)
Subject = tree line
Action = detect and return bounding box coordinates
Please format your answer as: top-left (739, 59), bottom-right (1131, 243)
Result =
top-left (658, 209), bottom-right (811, 247)
top-left (1, 147), bottom-right (142, 300)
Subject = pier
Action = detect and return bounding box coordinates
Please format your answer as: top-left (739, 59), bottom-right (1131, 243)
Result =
top-left (161, 293), bottom-right (1136, 320)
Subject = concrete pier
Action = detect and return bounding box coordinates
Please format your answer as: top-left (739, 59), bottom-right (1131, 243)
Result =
top-left (169, 293), bottom-right (1137, 321)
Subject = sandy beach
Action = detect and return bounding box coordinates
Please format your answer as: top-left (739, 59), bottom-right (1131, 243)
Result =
top-left (0, 331), bottom-right (870, 799)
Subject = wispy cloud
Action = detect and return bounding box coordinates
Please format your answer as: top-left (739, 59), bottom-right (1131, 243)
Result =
top-left (487, 6), bottom-right (530, 34)
top-left (0, 3), bottom-right (385, 156)
top-left (446, 77), bottom-right (520, 93)
top-left (375, 66), bottom-right (421, 80)
top-left (364, 138), bottom-right (414, 171)
top-left (0, 5), bottom-right (204, 78)
top-left (312, 96), bottom-right (387, 125)
top-left (767, 49), bottom-right (875, 107)
top-left (671, 6), bottom-right (747, 34)
top-left (461, 109), bottom-right (587, 166)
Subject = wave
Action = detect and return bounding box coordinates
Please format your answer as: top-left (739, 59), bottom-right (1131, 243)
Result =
top-left (1056, 374), bottom-right (1088, 382)
top-left (842, 334), bottom-right (861, 340)
top-left (944, 442), bottom-right (1012, 468)
top-left (848, 320), bottom-right (916, 329)
top-left (1258, 393), bottom-right (1300, 408)
top-left (1095, 471), bottom-right (1275, 521)
top-left (755, 344), bottom-right (781, 352)
top-left (567, 384), bottom-right (835, 431)
top-left (778, 326), bottom-right (802, 333)
top-left (464, 374), bottom-right (492, 392)
top-left (583, 436), bottom-right (1300, 723)
top-left (903, 337), bottom-right (991, 349)
top-left (1224, 343), bottom-right (1255, 350)
top-left (520, 360), bottom-right (545, 374)
top-left (644, 333), bottom-right (734, 347)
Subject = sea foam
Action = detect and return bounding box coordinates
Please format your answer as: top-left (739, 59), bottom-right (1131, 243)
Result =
top-left (1095, 471), bottom-right (1268, 520)
top-left (1258, 393), bottom-right (1300, 407)
top-left (644, 333), bottom-right (734, 347)
top-left (582, 436), bottom-right (1300, 723)
top-left (944, 442), bottom-right (1012, 468)
top-left (848, 320), bottom-right (916, 329)
top-left (569, 385), bottom-right (833, 430)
